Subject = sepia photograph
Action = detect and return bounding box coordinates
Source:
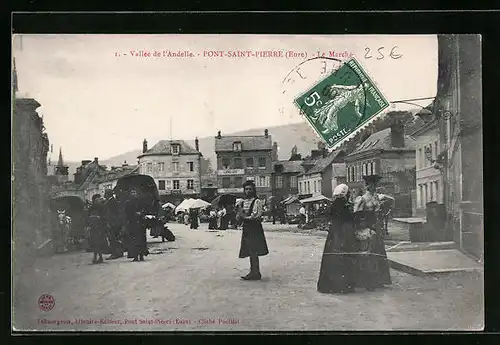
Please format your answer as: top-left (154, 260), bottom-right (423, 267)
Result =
top-left (11, 33), bottom-right (483, 332)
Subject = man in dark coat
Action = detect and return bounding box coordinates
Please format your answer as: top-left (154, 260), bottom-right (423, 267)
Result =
top-left (104, 189), bottom-right (124, 260)
top-left (124, 189), bottom-right (149, 262)
top-left (86, 194), bottom-right (107, 264)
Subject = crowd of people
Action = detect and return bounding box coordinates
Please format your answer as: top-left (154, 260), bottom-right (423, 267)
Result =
top-left (61, 174), bottom-right (391, 290)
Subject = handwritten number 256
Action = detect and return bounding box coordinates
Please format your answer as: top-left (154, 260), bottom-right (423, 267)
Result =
top-left (364, 46), bottom-right (402, 60)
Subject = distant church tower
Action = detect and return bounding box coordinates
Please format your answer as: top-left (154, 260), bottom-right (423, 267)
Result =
top-left (54, 148), bottom-right (69, 182)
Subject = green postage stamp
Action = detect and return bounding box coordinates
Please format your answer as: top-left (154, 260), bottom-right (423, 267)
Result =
top-left (294, 57), bottom-right (390, 149)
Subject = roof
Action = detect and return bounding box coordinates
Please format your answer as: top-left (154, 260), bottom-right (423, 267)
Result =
top-left (350, 128), bottom-right (416, 155)
top-left (76, 161), bottom-right (108, 190)
top-left (301, 150), bottom-right (344, 176)
top-left (273, 160), bottom-right (305, 174)
top-left (139, 140), bottom-right (200, 157)
top-left (94, 165), bottom-right (139, 183)
top-left (409, 118), bottom-right (438, 137)
top-left (215, 135), bottom-right (273, 152)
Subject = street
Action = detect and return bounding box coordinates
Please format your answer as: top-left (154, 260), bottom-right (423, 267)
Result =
top-left (13, 222), bottom-right (483, 332)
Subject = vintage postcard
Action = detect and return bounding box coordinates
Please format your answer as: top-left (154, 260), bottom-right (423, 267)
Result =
top-left (11, 34), bottom-right (483, 332)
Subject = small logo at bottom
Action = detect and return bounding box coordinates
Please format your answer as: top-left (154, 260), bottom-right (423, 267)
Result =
top-left (38, 294), bottom-right (55, 311)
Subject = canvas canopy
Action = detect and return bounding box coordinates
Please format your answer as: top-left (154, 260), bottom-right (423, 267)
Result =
top-left (175, 198), bottom-right (196, 213)
top-left (300, 194), bottom-right (331, 204)
top-left (190, 199), bottom-right (211, 209)
top-left (162, 202), bottom-right (176, 209)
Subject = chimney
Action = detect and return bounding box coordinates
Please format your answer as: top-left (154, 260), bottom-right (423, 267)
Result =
top-left (143, 139), bottom-right (148, 153)
top-left (94, 157), bottom-right (99, 164)
top-left (272, 142), bottom-right (278, 161)
top-left (390, 120), bottom-right (405, 148)
top-left (195, 137), bottom-right (200, 151)
top-left (122, 160), bottom-right (128, 167)
top-left (264, 129), bottom-right (269, 138)
top-left (217, 131), bottom-right (221, 139)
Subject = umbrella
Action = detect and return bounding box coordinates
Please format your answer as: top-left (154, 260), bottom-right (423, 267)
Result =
top-left (175, 198), bottom-right (196, 213)
top-left (190, 199), bottom-right (211, 209)
top-left (162, 202), bottom-right (176, 209)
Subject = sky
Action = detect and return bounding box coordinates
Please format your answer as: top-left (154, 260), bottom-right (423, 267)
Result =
top-left (12, 34), bottom-right (438, 162)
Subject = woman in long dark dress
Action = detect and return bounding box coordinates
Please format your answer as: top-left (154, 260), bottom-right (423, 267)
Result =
top-left (317, 184), bottom-right (357, 294)
top-left (189, 208), bottom-right (199, 229)
top-left (87, 194), bottom-right (107, 264)
top-left (353, 175), bottom-right (392, 290)
top-left (238, 181), bottom-right (269, 281)
top-left (125, 189), bottom-right (149, 262)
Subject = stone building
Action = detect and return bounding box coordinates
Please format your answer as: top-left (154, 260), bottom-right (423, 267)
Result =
top-left (12, 60), bottom-right (51, 275)
top-left (297, 147), bottom-right (346, 200)
top-left (138, 138), bottom-right (202, 205)
top-left (344, 122), bottom-right (416, 217)
top-left (435, 34), bottom-right (483, 260)
top-left (410, 113), bottom-right (444, 217)
top-left (88, 163), bottom-right (139, 199)
top-left (214, 129), bottom-right (275, 200)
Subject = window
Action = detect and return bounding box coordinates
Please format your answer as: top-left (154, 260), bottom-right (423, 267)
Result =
top-left (166, 180), bottom-right (172, 189)
top-left (370, 162), bottom-right (374, 175)
top-left (258, 157), bottom-right (267, 168)
top-left (276, 175), bottom-right (283, 188)
top-left (222, 177), bottom-right (230, 188)
top-left (234, 158), bottom-right (243, 169)
top-left (222, 158), bottom-right (230, 169)
top-left (172, 162), bottom-right (179, 172)
top-left (246, 176), bottom-right (255, 181)
top-left (171, 144), bottom-right (180, 155)
top-left (158, 162), bottom-right (165, 172)
top-left (424, 183), bottom-right (428, 204)
top-left (147, 163), bottom-right (153, 173)
top-left (234, 177), bottom-right (243, 188)
top-left (173, 180), bottom-right (180, 190)
top-left (187, 179), bottom-right (194, 190)
top-left (256, 176), bottom-right (268, 187)
top-left (290, 175), bottom-right (297, 187)
top-left (158, 180), bottom-right (166, 190)
top-left (299, 181), bottom-right (303, 194)
top-left (246, 157), bottom-right (254, 169)
top-left (434, 141), bottom-right (438, 161)
top-left (419, 184), bottom-right (423, 207)
top-left (307, 181), bottom-right (311, 194)
top-left (187, 162), bottom-right (194, 172)
top-left (314, 180), bottom-right (317, 193)
top-left (233, 142), bottom-right (242, 151)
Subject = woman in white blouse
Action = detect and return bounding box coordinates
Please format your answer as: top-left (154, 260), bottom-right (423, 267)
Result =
top-left (237, 181), bottom-right (269, 280)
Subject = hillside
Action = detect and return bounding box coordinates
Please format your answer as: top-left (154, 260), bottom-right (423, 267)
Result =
top-left (100, 122), bottom-right (321, 173)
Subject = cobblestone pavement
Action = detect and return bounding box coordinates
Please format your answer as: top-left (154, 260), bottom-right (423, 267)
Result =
top-left (13, 223), bottom-right (483, 332)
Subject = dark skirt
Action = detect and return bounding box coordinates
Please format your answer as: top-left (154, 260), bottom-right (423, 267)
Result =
top-left (354, 229), bottom-right (391, 288)
top-left (190, 217), bottom-right (199, 229)
top-left (208, 217), bottom-right (217, 229)
top-left (317, 223), bottom-right (356, 294)
top-left (88, 216), bottom-right (108, 254)
top-left (127, 222), bottom-right (148, 258)
top-left (239, 219), bottom-right (269, 258)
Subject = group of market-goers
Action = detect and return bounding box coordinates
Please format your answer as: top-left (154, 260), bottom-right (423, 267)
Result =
top-left (85, 189), bottom-right (152, 264)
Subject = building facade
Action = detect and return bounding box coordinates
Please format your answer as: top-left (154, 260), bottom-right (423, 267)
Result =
top-left (411, 119), bottom-right (444, 217)
top-left (138, 138), bottom-right (202, 205)
top-left (298, 150), bottom-right (345, 199)
top-left (89, 164), bottom-right (139, 199)
top-left (435, 34), bottom-right (483, 260)
top-left (271, 159), bottom-right (304, 199)
top-left (345, 123), bottom-right (416, 217)
top-left (214, 129), bottom-right (274, 200)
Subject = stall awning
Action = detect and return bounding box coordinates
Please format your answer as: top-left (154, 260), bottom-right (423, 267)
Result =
top-left (300, 194), bottom-right (331, 204)
top-left (284, 195), bottom-right (300, 205)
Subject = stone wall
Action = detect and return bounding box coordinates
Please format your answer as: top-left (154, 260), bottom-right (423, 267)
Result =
top-left (12, 97), bottom-right (51, 273)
